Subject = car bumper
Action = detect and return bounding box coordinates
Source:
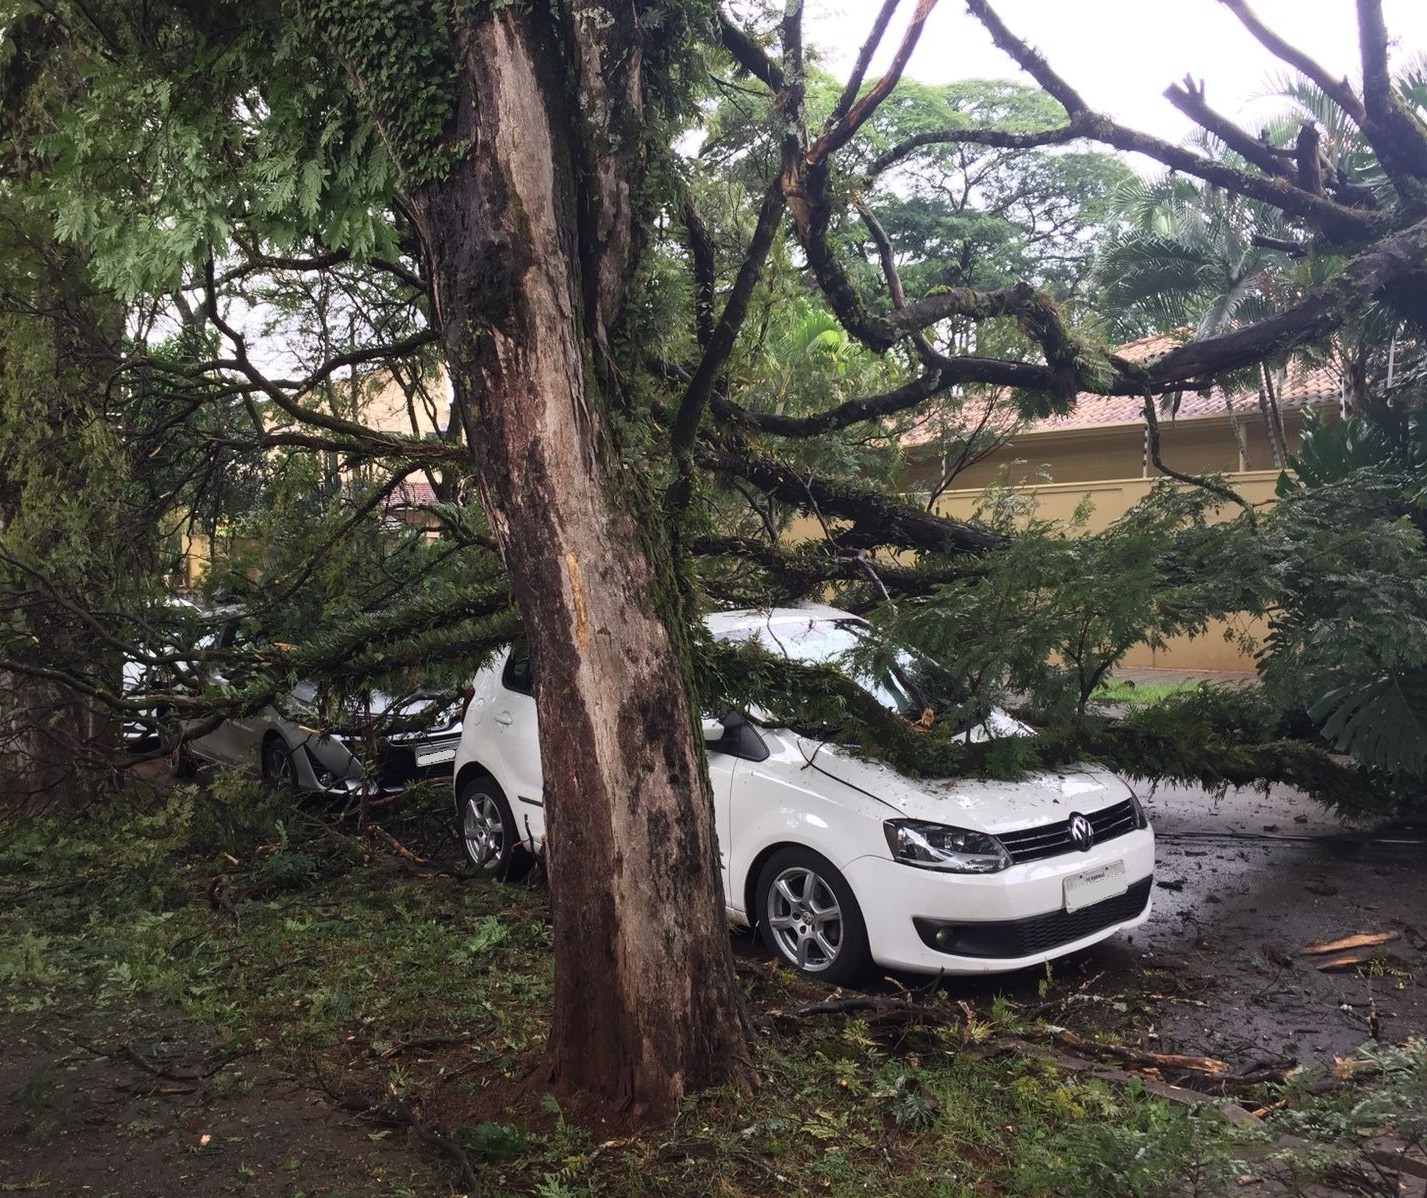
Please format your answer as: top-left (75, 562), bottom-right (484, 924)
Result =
top-left (842, 827), bottom-right (1155, 974)
top-left (293, 732), bottom-right (463, 795)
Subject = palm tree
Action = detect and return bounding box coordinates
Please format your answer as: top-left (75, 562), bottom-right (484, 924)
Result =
top-left (1092, 160), bottom-right (1297, 466)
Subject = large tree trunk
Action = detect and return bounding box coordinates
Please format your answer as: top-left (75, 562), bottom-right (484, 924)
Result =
top-left (402, 12), bottom-right (750, 1124)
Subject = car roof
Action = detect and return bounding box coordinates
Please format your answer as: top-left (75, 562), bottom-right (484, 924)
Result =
top-left (702, 603), bottom-right (861, 638)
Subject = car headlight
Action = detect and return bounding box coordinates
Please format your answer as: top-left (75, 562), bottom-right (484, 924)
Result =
top-left (1127, 788), bottom-right (1148, 829)
top-left (883, 819), bottom-right (1012, 873)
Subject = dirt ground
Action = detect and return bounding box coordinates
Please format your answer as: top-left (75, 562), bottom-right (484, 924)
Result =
top-left (0, 1008), bottom-right (455, 1198)
top-left (3, 778), bottom-right (1423, 1196)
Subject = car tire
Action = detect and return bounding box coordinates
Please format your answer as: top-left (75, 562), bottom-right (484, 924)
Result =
top-left (755, 847), bottom-right (871, 985)
top-left (261, 736), bottom-right (297, 790)
top-left (457, 778), bottom-right (532, 882)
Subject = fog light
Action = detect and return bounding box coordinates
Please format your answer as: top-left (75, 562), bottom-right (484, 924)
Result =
top-left (933, 926), bottom-right (957, 950)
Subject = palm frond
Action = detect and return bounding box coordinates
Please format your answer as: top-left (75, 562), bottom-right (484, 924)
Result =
top-left (1310, 669), bottom-right (1427, 779)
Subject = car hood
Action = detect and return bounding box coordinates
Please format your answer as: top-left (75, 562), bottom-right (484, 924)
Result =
top-left (791, 734), bottom-right (1134, 835)
top-left (288, 682), bottom-right (460, 734)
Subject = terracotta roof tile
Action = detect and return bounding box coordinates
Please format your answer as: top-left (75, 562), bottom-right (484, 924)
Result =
top-left (384, 480), bottom-right (438, 508)
top-left (902, 334), bottom-right (1342, 443)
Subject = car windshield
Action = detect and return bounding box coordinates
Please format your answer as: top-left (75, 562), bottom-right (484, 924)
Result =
top-left (718, 617), bottom-right (956, 719)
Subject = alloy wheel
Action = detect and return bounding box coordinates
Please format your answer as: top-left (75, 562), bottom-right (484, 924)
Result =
top-left (463, 792), bottom-right (505, 868)
top-left (263, 740), bottom-right (294, 788)
top-left (766, 866), bottom-right (844, 972)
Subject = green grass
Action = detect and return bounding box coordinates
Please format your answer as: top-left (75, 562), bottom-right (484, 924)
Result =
top-left (1094, 678), bottom-right (1213, 706)
top-left (2, 777), bottom-right (1420, 1198)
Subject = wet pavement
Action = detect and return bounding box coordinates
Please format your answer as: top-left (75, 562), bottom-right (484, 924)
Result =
top-left (1099, 780), bottom-right (1427, 1070)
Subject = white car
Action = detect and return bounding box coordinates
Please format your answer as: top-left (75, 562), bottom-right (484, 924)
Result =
top-left (452, 604), bottom-right (1154, 982)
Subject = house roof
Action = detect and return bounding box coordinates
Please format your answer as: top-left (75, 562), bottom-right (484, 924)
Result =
top-left (902, 331), bottom-right (1343, 445)
top-left (1023, 332), bottom-right (1342, 433)
top-left (384, 480), bottom-right (438, 509)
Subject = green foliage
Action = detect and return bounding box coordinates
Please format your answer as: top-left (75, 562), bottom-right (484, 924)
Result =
top-left (827, 77), bottom-right (1135, 303)
top-left (1012, 1076), bottom-right (1257, 1197)
top-left (31, 11), bottom-right (402, 296)
top-left (305, 0), bottom-right (463, 186)
top-left (877, 481), bottom-right (1264, 721)
top-left (1310, 670), bottom-right (1427, 779)
top-left (1276, 408), bottom-right (1416, 492)
top-left (1259, 462), bottom-right (1427, 794)
top-left (1092, 168), bottom-right (1297, 341)
top-left (5, 796), bottom-right (1421, 1196)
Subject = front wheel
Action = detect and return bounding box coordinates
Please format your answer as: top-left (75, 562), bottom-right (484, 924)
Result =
top-left (261, 737), bottom-right (297, 789)
top-left (457, 778), bottom-right (532, 882)
top-left (755, 847), bottom-right (871, 984)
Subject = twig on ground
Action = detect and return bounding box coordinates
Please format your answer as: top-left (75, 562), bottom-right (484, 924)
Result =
top-left (329, 1088), bottom-right (480, 1195)
top-left (375, 1027), bottom-right (492, 1059)
top-left (76, 1039), bottom-right (256, 1081)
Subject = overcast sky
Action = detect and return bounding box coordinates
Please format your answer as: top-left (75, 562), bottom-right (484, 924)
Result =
top-left (810, 0), bottom-right (1427, 148)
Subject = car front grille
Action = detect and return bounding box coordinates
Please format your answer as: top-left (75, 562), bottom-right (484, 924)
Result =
top-left (373, 737), bottom-right (460, 789)
top-left (913, 876), bottom-right (1153, 959)
top-left (996, 798), bottom-right (1141, 864)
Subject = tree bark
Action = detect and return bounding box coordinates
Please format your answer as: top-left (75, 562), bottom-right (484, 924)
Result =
top-left (399, 12), bottom-right (749, 1124)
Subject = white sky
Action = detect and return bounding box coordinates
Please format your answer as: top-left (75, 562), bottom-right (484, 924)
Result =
top-left (811, 0), bottom-right (1427, 148)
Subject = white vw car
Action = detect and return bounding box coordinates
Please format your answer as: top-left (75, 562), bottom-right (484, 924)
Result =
top-left (453, 605), bottom-right (1154, 982)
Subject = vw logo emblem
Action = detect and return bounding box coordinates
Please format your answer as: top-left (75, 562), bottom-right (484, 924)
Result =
top-left (1068, 813), bottom-right (1094, 851)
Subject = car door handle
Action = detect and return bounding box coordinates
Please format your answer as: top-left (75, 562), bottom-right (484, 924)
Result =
top-left (494, 711), bottom-right (513, 726)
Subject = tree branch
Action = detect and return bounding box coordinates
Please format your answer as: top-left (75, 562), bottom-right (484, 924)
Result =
top-left (680, 198), bottom-right (717, 352)
top-left (717, 11), bottom-right (784, 91)
top-left (964, 0), bottom-right (1088, 117)
top-left (867, 121), bottom-right (1085, 180)
top-left (713, 369), bottom-right (951, 437)
top-left (807, 0), bottom-right (939, 166)
top-left (1356, 0), bottom-right (1427, 202)
top-left (961, 0), bottom-right (1380, 241)
top-left (858, 202), bottom-right (945, 368)
top-left (704, 454), bottom-right (1005, 555)
top-left (691, 535), bottom-right (983, 601)
top-left (670, 181), bottom-right (784, 457)
top-left (1139, 393), bottom-right (1255, 519)
top-left (824, 0), bottom-right (903, 130)
top-left (1162, 75), bottom-right (1296, 181)
top-left (1218, 0), bottom-right (1366, 123)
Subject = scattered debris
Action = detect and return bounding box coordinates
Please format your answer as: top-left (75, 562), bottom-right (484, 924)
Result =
top-left (1301, 931), bottom-right (1401, 972)
top-left (1302, 931), bottom-right (1400, 956)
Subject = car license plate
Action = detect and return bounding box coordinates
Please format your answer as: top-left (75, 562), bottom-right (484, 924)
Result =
top-left (1064, 859), bottom-right (1127, 912)
top-left (416, 747), bottom-right (456, 768)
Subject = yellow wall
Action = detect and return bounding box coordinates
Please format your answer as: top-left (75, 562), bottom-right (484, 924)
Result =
top-left (784, 455), bottom-right (1287, 671)
top-left (915, 408), bottom-right (1313, 495)
top-left (932, 473), bottom-right (1278, 670)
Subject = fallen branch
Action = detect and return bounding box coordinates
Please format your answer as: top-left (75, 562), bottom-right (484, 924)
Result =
top-left (78, 1039), bottom-right (255, 1081)
top-left (375, 1028), bottom-right (491, 1060)
top-left (1051, 1027), bottom-right (1229, 1075)
top-left (1302, 931), bottom-right (1399, 956)
top-left (365, 824), bottom-right (427, 865)
top-left (330, 1089), bottom-right (480, 1196)
top-left (775, 994), bottom-right (963, 1026)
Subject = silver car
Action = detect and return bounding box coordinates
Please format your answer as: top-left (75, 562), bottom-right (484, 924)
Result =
top-left (169, 612), bottom-right (462, 794)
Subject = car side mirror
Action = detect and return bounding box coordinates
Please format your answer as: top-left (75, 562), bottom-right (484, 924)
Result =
top-left (717, 706), bottom-right (745, 732)
top-left (705, 708), bottom-right (768, 763)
